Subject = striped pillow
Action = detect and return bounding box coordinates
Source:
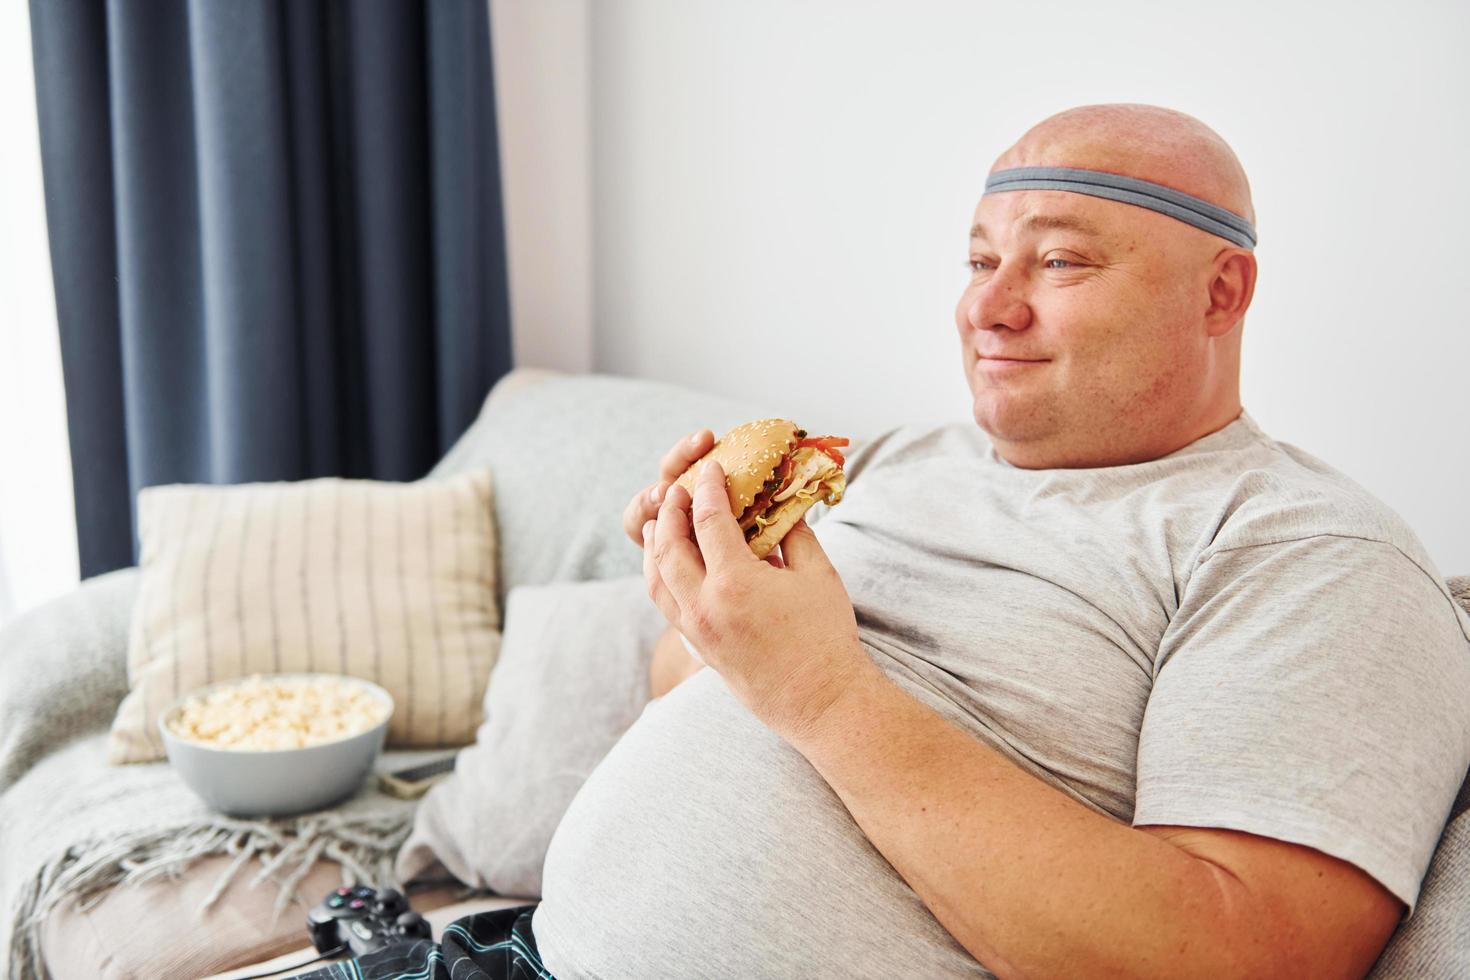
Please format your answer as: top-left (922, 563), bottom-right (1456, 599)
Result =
top-left (109, 471), bottom-right (500, 764)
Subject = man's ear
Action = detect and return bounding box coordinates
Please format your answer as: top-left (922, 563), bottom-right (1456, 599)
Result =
top-left (1204, 249), bottom-right (1257, 337)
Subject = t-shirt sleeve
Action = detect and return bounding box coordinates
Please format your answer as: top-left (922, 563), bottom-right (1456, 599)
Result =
top-left (1133, 534), bottom-right (1470, 918)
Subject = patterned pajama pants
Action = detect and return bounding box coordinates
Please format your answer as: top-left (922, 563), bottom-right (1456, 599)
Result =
top-left (298, 904), bottom-right (552, 980)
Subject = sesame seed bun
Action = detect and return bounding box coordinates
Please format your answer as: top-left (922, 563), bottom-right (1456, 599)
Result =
top-left (673, 418), bottom-right (800, 516)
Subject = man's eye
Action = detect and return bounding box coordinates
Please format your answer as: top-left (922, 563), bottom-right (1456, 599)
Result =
top-left (967, 258), bottom-right (995, 273)
top-left (1044, 258), bottom-right (1073, 269)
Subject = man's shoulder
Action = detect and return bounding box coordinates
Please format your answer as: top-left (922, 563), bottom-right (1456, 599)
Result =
top-left (1193, 431), bottom-right (1458, 631)
top-left (1200, 433), bottom-right (1444, 587)
top-left (1165, 433), bottom-right (1470, 657)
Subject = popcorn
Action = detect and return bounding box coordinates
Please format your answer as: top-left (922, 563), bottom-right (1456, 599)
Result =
top-left (167, 675), bottom-right (390, 751)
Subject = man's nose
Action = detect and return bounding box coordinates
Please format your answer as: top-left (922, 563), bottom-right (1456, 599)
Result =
top-left (961, 266), bottom-right (1033, 334)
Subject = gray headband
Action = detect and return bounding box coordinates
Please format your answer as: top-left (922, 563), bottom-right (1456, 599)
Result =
top-left (984, 166), bottom-right (1257, 249)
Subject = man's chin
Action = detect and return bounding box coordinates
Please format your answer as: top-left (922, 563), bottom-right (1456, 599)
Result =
top-left (970, 391), bottom-right (1048, 442)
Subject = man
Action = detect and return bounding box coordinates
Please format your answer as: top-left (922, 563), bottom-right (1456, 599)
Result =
top-left (311, 104), bottom-right (1470, 980)
top-left (542, 103), bottom-right (1469, 978)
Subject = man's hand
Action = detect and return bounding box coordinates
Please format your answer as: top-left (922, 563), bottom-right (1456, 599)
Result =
top-left (623, 427), bottom-right (787, 567)
top-left (643, 458), bottom-right (879, 736)
top-left (628, 430), bottom-right (791, 704)
top-left (621, 428), bottom-right (714, 547)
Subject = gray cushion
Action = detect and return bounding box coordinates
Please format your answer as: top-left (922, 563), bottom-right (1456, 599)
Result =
top-left (0, 568), bottom-right (136, 793)
top-left (394, 575), bottom-right (667, 897)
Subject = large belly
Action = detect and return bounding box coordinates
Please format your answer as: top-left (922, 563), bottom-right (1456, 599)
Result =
top-left (533, 668), bottom-right (993, 980)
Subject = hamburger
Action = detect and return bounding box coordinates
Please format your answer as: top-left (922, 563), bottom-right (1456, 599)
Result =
top-left (673, 419), bottom-right (849, 559)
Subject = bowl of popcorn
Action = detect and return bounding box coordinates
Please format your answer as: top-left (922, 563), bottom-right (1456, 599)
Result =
top-left (159, 673), bottom-right (394, 817)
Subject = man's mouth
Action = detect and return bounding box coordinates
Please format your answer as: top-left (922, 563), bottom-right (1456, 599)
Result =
top-left (977, 353), bottom-right (1048, 362)
top-left (976, 353), bottom-right (1050, 366)
top-left (974, 353), bottom-right (1050, 379)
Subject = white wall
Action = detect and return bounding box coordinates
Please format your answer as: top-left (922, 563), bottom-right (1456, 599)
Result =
top-left (490, 0), bottom-right (595, 374)
top-left (574, 0), bottom-right (1470, 573)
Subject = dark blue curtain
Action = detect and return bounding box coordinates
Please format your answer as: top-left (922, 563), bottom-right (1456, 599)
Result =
top-left (29, 0), bottom-right (514, 579)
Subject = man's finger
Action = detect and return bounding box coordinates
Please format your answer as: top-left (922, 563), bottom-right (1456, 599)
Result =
top-left (690, 461), bottom-right (752, 570)
top-left (642, 520), bottom-right (682, 626)
top-left (652, 483), bottom-right (706, 610)
top-left (772, 517), bottom-right (826, 569)
top-left (624, 482), bottom-right (665, 545)
top-left (659, 429), bottom-right (714, 483)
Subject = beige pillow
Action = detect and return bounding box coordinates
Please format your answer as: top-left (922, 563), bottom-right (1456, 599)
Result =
top-left (109, 472), bottom-right (501, 764)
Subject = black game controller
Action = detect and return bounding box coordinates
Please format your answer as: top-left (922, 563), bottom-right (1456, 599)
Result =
top-left (307, 885), bottom-right (432, 958)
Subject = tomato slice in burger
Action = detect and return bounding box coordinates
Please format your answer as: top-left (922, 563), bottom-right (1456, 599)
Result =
top-left (797, 436), bottom-right (848, 468)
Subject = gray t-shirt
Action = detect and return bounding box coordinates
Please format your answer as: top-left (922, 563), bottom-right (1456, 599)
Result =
top-left (533, 411), bottom-right (1470, 979)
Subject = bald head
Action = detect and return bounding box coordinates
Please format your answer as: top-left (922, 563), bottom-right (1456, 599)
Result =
top-left (956, 103), bottom-right (1259, 469)
top-left (994, 103), bottom-right (1255, 227)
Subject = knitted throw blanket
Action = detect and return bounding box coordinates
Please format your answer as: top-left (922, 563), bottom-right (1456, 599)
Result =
top-left (1, 733), bottom-right (433, 978)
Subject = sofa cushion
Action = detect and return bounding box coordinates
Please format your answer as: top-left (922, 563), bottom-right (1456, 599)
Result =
top-left (0, 568), bottom-right (136, 792)
top-left (41, 855), bottom-right (354, 979)
top-left (394, 575), bottom-right (667, 897)
top-left (110, 471), bottom-right (501, 763)
top-left (37, 854), bottom-right (484, 980)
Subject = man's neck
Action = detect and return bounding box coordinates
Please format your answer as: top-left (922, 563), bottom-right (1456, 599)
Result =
top-left (994, 400), bottom-right (1244, 470)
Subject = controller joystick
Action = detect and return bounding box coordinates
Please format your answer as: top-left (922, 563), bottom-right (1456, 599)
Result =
top-left (373, 888), bottom-right (407, 916)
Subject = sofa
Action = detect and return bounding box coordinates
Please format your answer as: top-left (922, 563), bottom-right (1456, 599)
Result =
top-left (2, 366), bottom-right (1468, 978)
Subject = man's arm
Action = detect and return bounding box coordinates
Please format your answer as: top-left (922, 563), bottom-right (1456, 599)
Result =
top-left (648, 625), bottom-right (702, 699)
top-left (785, 658), bottom-right (1402, 980)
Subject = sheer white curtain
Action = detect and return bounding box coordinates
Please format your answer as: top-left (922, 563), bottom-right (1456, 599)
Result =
top-left (0, 539), bottom-right (14, 624)
top-left (0, 1), bottom-right (79, 627)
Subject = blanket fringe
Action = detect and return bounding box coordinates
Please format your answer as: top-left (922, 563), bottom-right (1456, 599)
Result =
top-left (8, 811), bottom-right (413, 980)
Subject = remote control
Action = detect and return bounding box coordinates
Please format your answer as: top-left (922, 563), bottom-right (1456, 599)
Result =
top-left (378, 753), bottom-right (458, 799)
top-left (306, 885), bottom-right (431, 958)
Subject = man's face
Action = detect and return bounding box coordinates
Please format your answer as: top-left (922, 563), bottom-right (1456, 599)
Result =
top-left (955, 189), bottom-right (1214, 468)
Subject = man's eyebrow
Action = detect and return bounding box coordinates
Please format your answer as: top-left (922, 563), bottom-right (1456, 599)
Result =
top-left (969, 213), bottom-right (1107, 241)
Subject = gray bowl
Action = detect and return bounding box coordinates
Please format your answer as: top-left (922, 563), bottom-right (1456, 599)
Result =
top-left (159, 674), bottom-right (394, 818)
